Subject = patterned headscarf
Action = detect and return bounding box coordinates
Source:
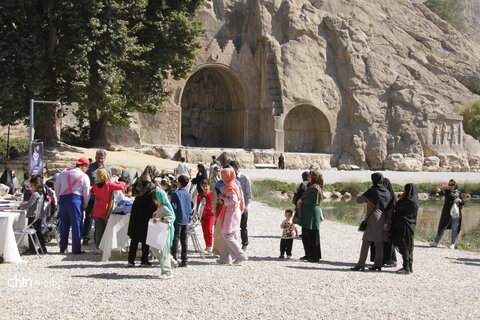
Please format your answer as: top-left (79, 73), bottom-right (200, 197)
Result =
top-left (133, 165), bottom-right (161, 197)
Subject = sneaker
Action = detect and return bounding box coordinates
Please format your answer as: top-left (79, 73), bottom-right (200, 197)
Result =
top-left (449, 244), bottom-right (455, 249)
top-left (159, 273), bottom-right (173, 280)
top-left (216, 259), bottom-right (231, 265)
top-left (141, 261), bottom-right (152, 267)
top-left (278, 255), bottom-right (285, 259)
top-left (383, 263), bottom-right (397, 268)
top-left (286, 256), bottom-right (291, 260)
top-left (126, 262), bottom-right (135, 268)
top-left (233, 255), bottom-right (248, 265)
top-left (241, 245), bottom-right (247, 251)
top-left (171, 259), bottom-right (178, 268)
top-left (395, 268), bottom-right (411, 275)
top-left (429, 242), bottom-right (438, 247)
top-left (178, 261), bottom-right (187, 268)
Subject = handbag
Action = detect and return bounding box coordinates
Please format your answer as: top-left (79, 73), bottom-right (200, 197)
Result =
top-left (358, 220), bottom-right (367, 232)
top-left (292, 207), bottom-right (301, 225)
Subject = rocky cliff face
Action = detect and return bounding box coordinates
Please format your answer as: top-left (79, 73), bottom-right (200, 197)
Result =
top-left (248, 0), bottom-right (480, 170)
top-left (104, 0), bottom-right (480, 171)
top-left (464, 0), bottom-right (480, 44)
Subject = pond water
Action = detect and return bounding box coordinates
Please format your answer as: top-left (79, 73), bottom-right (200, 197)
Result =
top-left (322, 199), bottom-right (480, 249)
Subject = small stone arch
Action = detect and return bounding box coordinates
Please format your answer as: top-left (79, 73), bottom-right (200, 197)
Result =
top-left (180, 64), bottom-right (245, 148)
top-left (283, 104), bottom-right (332, 153)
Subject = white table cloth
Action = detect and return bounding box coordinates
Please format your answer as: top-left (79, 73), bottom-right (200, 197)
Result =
top-left (99, 213), bottom-right (131, 262)
top-left (0, 211), bottom-right (22, 263)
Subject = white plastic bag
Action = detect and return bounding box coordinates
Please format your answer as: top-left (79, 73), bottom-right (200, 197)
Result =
top-left (146, 219), bottom-right (169, 251)
top-left (450, 203), bottom-right (460, 219)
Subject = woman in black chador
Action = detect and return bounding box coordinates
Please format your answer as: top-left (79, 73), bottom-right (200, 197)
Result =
top-left (391, 183), bottom-right (419, 274)
top-left (429, 179), bottom-right (464, 249)
top-left (351, 172), bottom-right (391, 271)
top-left (127, 165), bottom-right (161, 266)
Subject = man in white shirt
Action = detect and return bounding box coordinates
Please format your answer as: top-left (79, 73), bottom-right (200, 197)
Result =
top-left (230, 161), bottom-right (252, 251)
top-left (176, 157), bottom-right (192, 179)
top-left (54, 158), bottom-right (91, 254)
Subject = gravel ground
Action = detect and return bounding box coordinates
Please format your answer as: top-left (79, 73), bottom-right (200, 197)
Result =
top-left (1, 201), bottom-right (480, 320)
top-left (242, 169), bottom-right (480, 184)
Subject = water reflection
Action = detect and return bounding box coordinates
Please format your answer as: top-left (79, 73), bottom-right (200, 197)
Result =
top-left (322, 199), bottom-right (480, 247)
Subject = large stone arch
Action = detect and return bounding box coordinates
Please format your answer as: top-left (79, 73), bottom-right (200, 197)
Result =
top-left (180, 65), bottom-right (245, 148)
top-left (283, 104), bottom-right (332, 153)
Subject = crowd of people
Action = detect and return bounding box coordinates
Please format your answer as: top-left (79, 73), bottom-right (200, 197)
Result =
top-left (1, 150), bottom-right (467, 278)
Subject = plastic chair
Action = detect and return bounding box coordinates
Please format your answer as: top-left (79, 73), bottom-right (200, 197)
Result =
top-left (14, 218), bottom-right (44, 257)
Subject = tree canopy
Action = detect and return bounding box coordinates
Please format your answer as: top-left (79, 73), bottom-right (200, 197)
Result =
top-left (0, 0), bottom-right (204, 145)
top-left (424, 0), bottom-right (465, 30)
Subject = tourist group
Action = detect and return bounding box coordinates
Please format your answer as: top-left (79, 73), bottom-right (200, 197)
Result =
top-left (0, 149), bottom-right (464, 278)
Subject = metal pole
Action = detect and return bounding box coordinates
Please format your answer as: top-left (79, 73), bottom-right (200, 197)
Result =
top-left (6, 125), bottom-right (10, 159)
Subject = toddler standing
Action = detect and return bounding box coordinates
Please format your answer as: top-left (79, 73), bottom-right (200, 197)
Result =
top-left (279, 209), bottom-right (297, 259)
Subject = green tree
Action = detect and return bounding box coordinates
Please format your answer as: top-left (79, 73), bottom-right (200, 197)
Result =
top-left (424, 0), bottom-right (466, 30)
top-left (0, 0), bottom-right (204, 146)
top-left (460, 100), bottom-right (480, 140)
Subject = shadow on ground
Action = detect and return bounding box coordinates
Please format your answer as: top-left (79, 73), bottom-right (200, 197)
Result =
top-left (72, 273), bottom-right (159, 280)
top-left (447, 257), bottom-right (480, 267)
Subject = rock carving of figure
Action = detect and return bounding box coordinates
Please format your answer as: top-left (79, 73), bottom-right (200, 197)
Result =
top-left (442, 123), bottom-right (450, 145)
top-left (451, 124), bottom-right (458, 145)
top-left (433, 125), bottom-right (441, 145)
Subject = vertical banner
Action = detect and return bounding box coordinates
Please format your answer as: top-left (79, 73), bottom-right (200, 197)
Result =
top-left (29, 141), bottom-right (44, 176)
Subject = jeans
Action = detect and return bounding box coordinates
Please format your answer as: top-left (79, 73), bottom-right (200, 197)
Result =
top-left (93, 218), bottom-right (107, 249)
top-left (171, 224), bottom-right (188, 262)
top-left (240, 212), bottom-right (248, 247)
top-left (434, 217), bottom-right (460, 244)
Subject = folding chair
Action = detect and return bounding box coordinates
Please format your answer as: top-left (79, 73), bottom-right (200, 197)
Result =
top-left (14, 218), bottom-right (45, 257)
top-left (187, 209), bottom-right (205, 258)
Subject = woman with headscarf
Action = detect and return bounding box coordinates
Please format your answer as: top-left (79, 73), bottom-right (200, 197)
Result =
top-left (216, 167), bottom-right (248, 265)
top-left (0, 168), bottom-right (15, 195)
top-left (90, 169), bottom-right (126, 250)
top-left (370, 178), bottom-right (397, 267)
top-left (150, 189), bottom-right (176, 279)
top-left (127, 165), bottom-right (161, 266)
top-left (391, 183), bottom-right (419, 274)
top-left (192, 163), bottom-right (208, 194)
top-left (297, 169), bottom-right (324, 262)
top-left (430, 179), bottom-right (464, 249)
top-left (351, 172), bottom-right (391, 271)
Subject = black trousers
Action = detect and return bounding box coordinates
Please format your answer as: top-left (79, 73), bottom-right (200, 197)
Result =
top-left (396, 235), bottom-right (414, 272)
top-left (81, 198), bottom-right (95, 240)
top-left (302, 227), bottom-right (321, 260)
top-left (27, 217), bottom-right (46, 252)
top-left (240, 212), bottom-right (248, 246)
top-left (171, 224), bottom-right (188, 262)
top-left (128, 240), bottom-right (150, 264)
top-left (280, 238), bottom-right (293, 256)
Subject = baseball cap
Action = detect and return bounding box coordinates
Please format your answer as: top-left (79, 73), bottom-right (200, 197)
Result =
top-left (76, 157), bottom-right (91, 166)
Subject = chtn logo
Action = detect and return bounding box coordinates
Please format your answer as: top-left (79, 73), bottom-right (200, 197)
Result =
top-left (7, 275), bottom-right (33, 288)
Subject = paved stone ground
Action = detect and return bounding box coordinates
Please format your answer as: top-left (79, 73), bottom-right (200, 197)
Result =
top-left (1, 201), bottom-right (479, 319)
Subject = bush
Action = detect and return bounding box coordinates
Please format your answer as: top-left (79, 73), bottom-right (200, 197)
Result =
top-left (460, 100), bottom-right (480, 140)
top-left (424, 0), bottom-right (465, 30)
top-left (0, 136), bottom-right (29, 159)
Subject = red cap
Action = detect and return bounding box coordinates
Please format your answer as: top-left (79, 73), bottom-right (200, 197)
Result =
top-left (75, 157), bottom-right (90, 166)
